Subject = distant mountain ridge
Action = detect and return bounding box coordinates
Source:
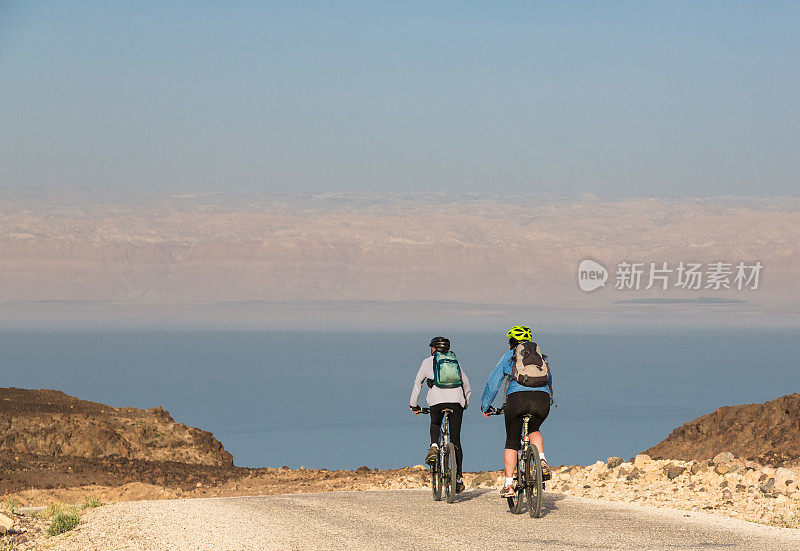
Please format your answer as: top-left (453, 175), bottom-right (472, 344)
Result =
top-left (0, 190), bottom-right (797, 306)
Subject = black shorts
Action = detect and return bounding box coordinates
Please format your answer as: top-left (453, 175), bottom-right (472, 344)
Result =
top-left (504, 390), bottom-right (550, 450)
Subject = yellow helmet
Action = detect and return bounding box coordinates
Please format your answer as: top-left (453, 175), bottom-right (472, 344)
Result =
top-left (507, 325), bottom-right (532, 342)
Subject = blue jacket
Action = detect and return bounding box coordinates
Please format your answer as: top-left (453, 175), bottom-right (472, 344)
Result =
top-left (480, 349), bottom-right (552, 412)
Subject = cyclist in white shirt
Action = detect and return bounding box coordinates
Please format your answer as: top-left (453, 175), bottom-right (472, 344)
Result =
top-left (410, 336), bottom-right (472, 493)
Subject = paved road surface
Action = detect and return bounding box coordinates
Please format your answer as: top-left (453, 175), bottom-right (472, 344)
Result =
top-left (50, 489), bottom-right (800, 550)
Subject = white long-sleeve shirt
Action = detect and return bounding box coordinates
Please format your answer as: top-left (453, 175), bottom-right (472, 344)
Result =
top-left (410, 356), bottom-right (472, 408)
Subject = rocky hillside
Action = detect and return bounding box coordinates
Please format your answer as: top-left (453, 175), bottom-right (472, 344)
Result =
top-left (643, 393), bottom-right (800, 466)
top-left (0, 388), bottom-right (232, 467)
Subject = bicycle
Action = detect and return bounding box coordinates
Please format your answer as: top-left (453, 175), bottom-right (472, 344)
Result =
top-left (486, 405), bottom-right (544, 518)
top-left (419, 407), bottom-right (458, 503)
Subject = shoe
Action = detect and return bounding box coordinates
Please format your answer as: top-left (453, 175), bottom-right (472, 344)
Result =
top-left (500, 484), bottom-right (515, 498)
top-left (541, 459), bottom-right (551, 481)
top-left (425, 445), bottom-right (438, 464)
top-left (456, 481), bottom-right (465, 493)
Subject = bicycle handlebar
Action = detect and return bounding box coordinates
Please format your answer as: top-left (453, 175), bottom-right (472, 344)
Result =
top-left (485, 406), bottom-right (505, 415)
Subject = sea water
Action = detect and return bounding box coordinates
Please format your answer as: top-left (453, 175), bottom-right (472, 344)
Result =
top-left (1, 329), bottom-right (798, 470)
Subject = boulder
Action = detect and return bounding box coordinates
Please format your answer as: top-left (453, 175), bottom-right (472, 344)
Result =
top-left (773, 467), bottom-right (797, 492)
top-left (714, 463), bottom-right (732, 475)
top-left (471, 472), bottom-right (499, 488)
top-left (713, 451), bottom-right (735, 464)
top-left (606, 457), bottom-right (623, 469)
top-left (633, 454), bottom-right (651, 468)
top-left (0, 513), bottom-right (12, 534)
top-left (665, 466), bottom-right (686, 480)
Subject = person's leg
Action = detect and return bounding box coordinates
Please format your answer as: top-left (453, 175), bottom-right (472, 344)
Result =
top-left (503, 448), bottom-right (517, 478)
top-left (446, 404), bottom-right (464, 478)
top-left (429, 404), bottom-right (444, 445)
top-left (528, 391), bottom-right (552, 479)
top-left (529, 430), bottom-right (543, 455)
top-left (503, 395), bottom-right (523, 479)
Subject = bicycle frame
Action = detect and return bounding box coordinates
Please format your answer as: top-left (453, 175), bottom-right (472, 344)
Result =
top-left (419, 407), bottom-right (457, 503)
top-left (487, 406), bottom-right (544, 517)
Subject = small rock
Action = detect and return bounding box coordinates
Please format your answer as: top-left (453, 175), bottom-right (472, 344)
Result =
top-left (356, 466), bottom-right (372, 473)
top-left (760, 478), bottom-right (775, 493)
top-left (735, 484), bottom-right (746, 492)
top-left (633, 454), bottom-right (651, 467)
top-left (627, 468), bottom-right (642, 481)
top-left (773, 467), bottom-right (797, 491)
top-left (713, 451), bottom-right (735, 464)
top-left (715, 463), bottom-right (731, 475)
top-left (0, 513), bottom-right (12, 534)
top-left (722, 489), bottom-right (733, 500)
top-left (690, 462), bottom-right (706, 475)
top-left (606, 457), bottom-right (623, 469)
top-left (665, 466), bottom-right (686, 480)
top-left (471, 472), bottom-right (498, 487)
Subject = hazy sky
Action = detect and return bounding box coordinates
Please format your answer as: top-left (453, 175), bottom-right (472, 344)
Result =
top-left (1, 1), bottom-right (798, 196)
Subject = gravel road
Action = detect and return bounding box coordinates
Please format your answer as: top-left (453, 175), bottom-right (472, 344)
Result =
top-left (47, 489), bottom-right (800, 550)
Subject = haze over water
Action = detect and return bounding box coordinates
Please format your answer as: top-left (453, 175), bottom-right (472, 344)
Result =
top-left (2, 328), bottom-right (797, 470)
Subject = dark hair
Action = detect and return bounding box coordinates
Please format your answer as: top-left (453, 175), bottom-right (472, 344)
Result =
top-left (509, 338), bottom-right (520, 349)
top-left (429, 336), bottom-right (450, 352)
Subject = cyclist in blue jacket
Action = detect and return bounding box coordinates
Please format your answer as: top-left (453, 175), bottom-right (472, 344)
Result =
top-left (481, 325), bottom-right (552, 498)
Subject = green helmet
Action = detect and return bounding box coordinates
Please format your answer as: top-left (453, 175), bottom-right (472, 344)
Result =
top-left (507, 325), bottom-right (532, 342)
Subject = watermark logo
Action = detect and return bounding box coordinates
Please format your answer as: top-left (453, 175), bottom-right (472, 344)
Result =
top-left (578, 259), bottom-right (608, 292)
top-left (577, 260), bottom-right (762, 292)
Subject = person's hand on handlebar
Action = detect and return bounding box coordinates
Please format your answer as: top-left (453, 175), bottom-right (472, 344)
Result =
top-left (483, 406), bottom-right (503, 418)
top-left (410, 405), bottom-right (422, 415)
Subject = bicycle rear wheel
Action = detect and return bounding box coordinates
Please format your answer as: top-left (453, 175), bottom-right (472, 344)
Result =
top-left (444, 443), bottom-right (457, 504)
top-left (526, 446), bottom-right (544, 518)
top-left (506, 465), bottom-right (524, 514)
top-left (431, 459), bottom-right (442, 501)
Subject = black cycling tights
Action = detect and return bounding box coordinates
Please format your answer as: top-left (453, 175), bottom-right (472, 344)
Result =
top-left (429, 402), bottom-right (464, 478)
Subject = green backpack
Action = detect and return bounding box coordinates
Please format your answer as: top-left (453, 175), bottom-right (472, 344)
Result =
top-left (432, 351), bottom-right (463, 389)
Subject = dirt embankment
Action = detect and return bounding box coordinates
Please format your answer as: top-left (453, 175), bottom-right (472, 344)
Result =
top-left (0, 388), bottom-right (232, 467)
top-left (643, 393), bottom-right (800, 467)
top-left (0, 389), bottom-right (435, 506)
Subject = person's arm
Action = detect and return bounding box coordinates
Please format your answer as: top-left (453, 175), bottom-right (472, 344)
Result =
top-left (480, 352), bottom-right (509, 412)
top-left (409, 359), bottom-right (429, 408)
top-left (461, 370), bottom-right (472, 408)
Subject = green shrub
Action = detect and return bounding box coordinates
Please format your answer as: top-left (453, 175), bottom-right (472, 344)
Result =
top-left (40, 503), bottom-right (64, 519)
top-left (46, 508), bottom-right (80, 536)
top-left (81, 496), bottom-right (103, 509)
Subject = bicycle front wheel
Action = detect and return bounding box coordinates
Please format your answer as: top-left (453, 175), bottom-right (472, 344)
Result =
top-left (526, 446), bottom-right (544, 518)
top-left (431, 460), bottom-right (442, 501)
top-left (444, 443), bottom-right (457, 504)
